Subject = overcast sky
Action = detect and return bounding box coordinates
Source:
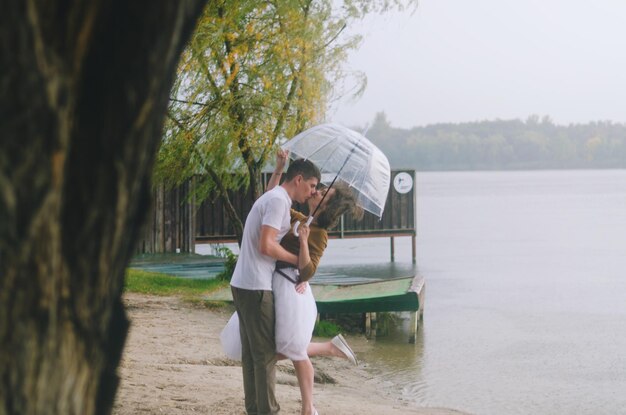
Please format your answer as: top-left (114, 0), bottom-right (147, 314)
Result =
top-left (329, 0), bottom-right (626, 129)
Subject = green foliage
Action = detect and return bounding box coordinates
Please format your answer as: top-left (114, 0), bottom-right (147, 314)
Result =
top-left (125, 269), bottom-right (226, 297)
top-left (366, 112), bottom-right (626, 170)
top-left (216, 246), bottom-right (238, 282)
top-left (313, 319), bottom-right (342, 337)
top-left (160, 0), bottom-right (350, 193)
top-left (155, 0), bottom-right (417, 241)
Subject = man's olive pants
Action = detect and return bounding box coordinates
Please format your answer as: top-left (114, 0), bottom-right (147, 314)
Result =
top-left (231, 286), bottom-right (280, 415)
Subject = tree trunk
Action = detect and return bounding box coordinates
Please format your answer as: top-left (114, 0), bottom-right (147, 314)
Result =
top-left (0, 1), bottom-right (206, 414)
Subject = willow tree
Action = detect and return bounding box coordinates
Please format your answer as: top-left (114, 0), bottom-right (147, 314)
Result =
top-left (0, 1), bottom-right (206, 414)
top-left (157, 0), bottom-right (416, 244)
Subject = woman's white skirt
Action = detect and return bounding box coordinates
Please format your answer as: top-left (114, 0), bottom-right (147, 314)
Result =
top-left (220, 312), bottom-right (242, 360)
top-left (273, 268), bottom-right (317, 361)
top-left (220, 268), bottom-right (317, 362)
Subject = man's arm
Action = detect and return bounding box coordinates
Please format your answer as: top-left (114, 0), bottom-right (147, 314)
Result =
top-left (259, 225), bottom-right (298, 264)
top-left (266, 149), bottom-right (288, 191)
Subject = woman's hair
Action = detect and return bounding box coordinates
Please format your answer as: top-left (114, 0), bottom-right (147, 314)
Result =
top-left (315, 182), bottom-right (364, 230)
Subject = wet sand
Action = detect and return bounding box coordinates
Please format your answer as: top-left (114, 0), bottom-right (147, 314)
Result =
top-left (113, 293), bottom-right (471, 415)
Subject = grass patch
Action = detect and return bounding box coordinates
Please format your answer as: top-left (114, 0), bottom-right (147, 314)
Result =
top-left (313, 320), bottom-right (341, 338)
top-left (125, 269), bottom-right (227, 304)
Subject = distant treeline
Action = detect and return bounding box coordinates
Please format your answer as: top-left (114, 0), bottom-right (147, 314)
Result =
top-left (364, 113), bottom-right (626, 170)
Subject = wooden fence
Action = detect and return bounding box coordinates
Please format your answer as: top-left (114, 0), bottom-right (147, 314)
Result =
top-left (137, 179), bottom-right (196, 254)
top-left (139, 170), bottom-right (417, 261)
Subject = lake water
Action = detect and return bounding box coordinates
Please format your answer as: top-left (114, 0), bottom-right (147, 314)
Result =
top-left (199, 169), bottom-right (626, 415)
top-left (319, 170), bottom-right (626, 415)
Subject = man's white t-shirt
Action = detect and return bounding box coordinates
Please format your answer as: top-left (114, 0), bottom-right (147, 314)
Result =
top-left (230, 186), bottom-right (292, 291)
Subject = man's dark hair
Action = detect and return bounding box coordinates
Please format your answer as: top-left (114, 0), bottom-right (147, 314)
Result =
top-left (284, 158), bottom-right (321, 182)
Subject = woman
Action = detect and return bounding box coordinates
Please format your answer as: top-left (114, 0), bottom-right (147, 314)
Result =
top-left (221, 152), bottom-right (362, 415)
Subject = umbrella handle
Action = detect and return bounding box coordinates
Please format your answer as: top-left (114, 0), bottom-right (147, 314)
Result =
top-left (292, 216), bottom-right (314, 237)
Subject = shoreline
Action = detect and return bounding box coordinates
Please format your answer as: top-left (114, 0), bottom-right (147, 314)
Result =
top-left (113, 293), bottom-right (471, 415)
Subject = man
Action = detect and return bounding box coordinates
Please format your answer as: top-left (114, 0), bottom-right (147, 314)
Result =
top-left (230, 156), bottom-right (320, 415)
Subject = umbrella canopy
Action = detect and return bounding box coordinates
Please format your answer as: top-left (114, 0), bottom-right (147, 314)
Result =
top-left (281, 123), bottom-right (390, 218)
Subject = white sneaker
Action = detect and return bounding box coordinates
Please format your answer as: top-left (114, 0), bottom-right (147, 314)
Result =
top-left (331, 334), bottom-right (358, 366)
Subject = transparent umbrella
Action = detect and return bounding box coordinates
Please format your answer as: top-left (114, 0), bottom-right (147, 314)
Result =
top-left (281, 123), bottom-right (390, 225)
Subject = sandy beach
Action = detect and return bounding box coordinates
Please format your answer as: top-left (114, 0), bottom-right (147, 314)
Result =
top-left (113, 293), bottom-right (471, 415)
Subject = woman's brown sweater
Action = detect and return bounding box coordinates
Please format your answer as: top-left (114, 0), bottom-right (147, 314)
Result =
top-left (278, 209), bottom-right (328, 282)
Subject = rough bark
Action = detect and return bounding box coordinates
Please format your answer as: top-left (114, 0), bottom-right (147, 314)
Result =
top-left (0, 1), bottom-right (206, 414)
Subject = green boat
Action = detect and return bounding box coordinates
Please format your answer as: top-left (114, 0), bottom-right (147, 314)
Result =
top-left (312, 275), bottom-right (423, 314)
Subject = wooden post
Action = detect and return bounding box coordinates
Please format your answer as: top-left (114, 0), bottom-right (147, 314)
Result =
top-left (371, 312), bottom-right (377, 339)
top-left (419, 285), bottom-right (426, 321)
top-left (408, 311), bottom-right (418, 344)
top-left (340, 215), bottom-right (344, 239)
top-left (187, 178), bottom-right (196, 253)
top-left (155, 183), bottom-right (164, 253)
top-left (365, 312), bottom-right (377, 339)
top-left (390, 236), bottom-right (395, 262)
top-left (409, 275), bottom-right (425, 343)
